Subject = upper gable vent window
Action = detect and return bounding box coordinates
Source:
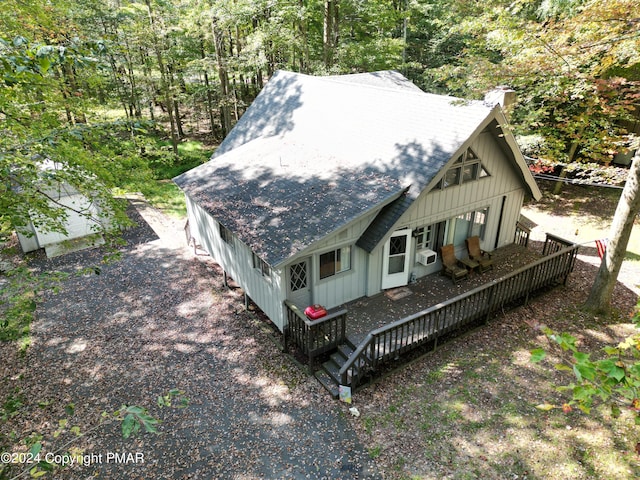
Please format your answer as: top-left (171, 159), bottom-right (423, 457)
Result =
top-left (434, 148), bottom-right (490, 190)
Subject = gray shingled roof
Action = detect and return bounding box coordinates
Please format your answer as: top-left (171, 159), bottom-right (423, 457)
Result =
top-left (356, 190), bottom-right (413, 253)
top-left (175, 70), bottom-right (497, 267)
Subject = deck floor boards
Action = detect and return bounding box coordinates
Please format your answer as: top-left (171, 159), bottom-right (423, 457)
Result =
top-left (344, 242), bottom-right (543, 338)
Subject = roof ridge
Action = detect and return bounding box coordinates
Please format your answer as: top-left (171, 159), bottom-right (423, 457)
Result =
top-left (271, 69), bottom-right (485, 105)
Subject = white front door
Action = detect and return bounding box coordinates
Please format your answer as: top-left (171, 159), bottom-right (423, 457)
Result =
top-left (381, 229), bottom-right (412, 290)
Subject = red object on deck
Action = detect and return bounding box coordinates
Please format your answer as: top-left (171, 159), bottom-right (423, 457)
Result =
top-left (304, 304), bottom-right (327, 320)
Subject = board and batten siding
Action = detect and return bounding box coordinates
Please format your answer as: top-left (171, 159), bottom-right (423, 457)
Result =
top-left (283, 212), bottom-right (375, 311)
top-left (367, 130), bottom-right (528, 296)
top-left (185, 194), bottom-right (286, 330)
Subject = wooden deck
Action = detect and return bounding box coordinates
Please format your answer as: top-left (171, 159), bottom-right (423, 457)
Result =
top-left (284, 233), bottom-right (579, 396)
top-left (344, 242), bottom-right (541, 342)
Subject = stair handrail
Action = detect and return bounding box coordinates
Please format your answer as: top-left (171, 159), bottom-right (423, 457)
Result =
top-left (339, 243), bottom-right (580, 387)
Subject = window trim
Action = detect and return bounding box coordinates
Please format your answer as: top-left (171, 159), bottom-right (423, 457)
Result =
top-left (413, 225), bottom-right (433, 250)
top-left (318, 245), bottom-right (352, 281)
top-left (219, 223), bottom-right (234, 246)
top-left (435, 147), bottom-right (489, 190)
top-left (252, 252), bottom-right (271, 279)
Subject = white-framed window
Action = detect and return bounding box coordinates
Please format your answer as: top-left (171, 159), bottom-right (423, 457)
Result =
top-left (435, 148), bottom-right (490, 190)
top-left (319, 246), bottom-right (352, 280)
top-left (414, 225), bottom-right (433, 250)
top-left (449, 208), bottom-right (489, 246)
top-left (219, 223), bottom-right (233, 245)
top-left (252, 252), bottom-right (271, 278)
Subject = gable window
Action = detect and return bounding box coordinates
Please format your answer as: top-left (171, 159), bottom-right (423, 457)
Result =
top-left (443, 168), bottom-right (460, 188)
top-left (252, 252), bottom-right (271, 278)
top-left (219, 223), bottom-right (233, 245)
top-left (435, 148), bottom-right (489, 190)
top-left (319, 246), bottom-right (351, 280)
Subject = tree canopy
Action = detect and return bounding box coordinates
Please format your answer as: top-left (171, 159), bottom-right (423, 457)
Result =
top-left (1, 0), bottom-right (639, 240)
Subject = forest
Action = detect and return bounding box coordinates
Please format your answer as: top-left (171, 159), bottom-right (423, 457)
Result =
top-left (1, 0), bottom-right (639, 239)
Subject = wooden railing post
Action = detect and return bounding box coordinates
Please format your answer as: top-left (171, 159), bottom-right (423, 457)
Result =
top-left (514, 221), bottom-right (531, 248)
top-left (284, 300), bottom-right (348, 370)
top-left (524, 264), bottom-right (535, 305)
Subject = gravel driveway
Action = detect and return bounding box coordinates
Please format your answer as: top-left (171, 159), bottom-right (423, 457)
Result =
top-left (4, 201), bottom-right (380, 479)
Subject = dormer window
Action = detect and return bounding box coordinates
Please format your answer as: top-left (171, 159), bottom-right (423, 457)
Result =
top-left (434, 148), bottom-right (490, 190)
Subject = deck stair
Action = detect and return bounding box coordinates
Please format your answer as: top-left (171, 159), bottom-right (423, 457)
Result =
top-left (314, 337), bottom-right (368, 397)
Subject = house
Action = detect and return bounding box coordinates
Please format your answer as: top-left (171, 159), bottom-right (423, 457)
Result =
top-left (174, 70), bottom-right (542, 333)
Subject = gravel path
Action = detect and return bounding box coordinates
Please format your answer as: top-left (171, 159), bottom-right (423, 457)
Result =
top-left (2, 201), bottom-right (380, 479)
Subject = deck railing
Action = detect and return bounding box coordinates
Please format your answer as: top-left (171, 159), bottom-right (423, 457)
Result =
top-left (339, 242), bottom-right (579, 388)
top-left (543, 232), bottom-right (575, 256)
top-left (284, 300), bottom-right (347, 368)
top-left (514, 220), bottom-right (531, 247)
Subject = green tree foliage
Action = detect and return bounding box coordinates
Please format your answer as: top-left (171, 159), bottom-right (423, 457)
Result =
top-left (442, 0), bottom-right (640, 165)
top-left (531, 299), bottom-right (640, 425)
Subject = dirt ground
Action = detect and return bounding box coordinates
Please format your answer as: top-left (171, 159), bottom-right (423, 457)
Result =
top-left (0, 204), bottom-right (380, 479)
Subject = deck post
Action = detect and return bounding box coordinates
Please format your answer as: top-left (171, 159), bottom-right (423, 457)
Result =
top-left (283, 324), bottom-right (289, 351)
top-left (484, 283), bottom-right (495, 324)
top-left (524, 267), bottom-right (534, 306)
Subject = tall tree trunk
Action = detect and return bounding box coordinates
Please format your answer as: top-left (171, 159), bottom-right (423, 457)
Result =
top-left (173, 97), bottom-right (184, 138)
top-left (299, 0), bottom-right (310, 73)
top-left (323, 0), bottom-right (339, 67)
top-left (200, 41), bottom-right (217, 136)
top-left (212, 16), bottom-right (232, 137)
top-left (123, 36), bottom-right (141, 118)
top-left (167, 62), bottom-right (185, 138)
top-left (554, 125), bottom-right (585, 195)
top-left (138, 46), bottom-right (156, 121)
top-left (145, 0), bottom-right (178, 155)
top-left (585, 150), bottom-right (640, 312)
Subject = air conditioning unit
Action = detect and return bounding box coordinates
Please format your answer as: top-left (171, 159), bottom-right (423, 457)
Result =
top-left (416, 248), bottom-right (437, 266)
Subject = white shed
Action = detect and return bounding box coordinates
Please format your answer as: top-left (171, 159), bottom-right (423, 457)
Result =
top-left (16, 162), bottom-right (110, 258)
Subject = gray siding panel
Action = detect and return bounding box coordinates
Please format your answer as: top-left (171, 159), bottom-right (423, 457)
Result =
top-left (283, 214), bottom-right (374, 310)
top-left (185, 194), bottom-right (286, 331)
top-left (365, 132), bottom-right (528, 296)
top-left (312, 246), bottom-right (367, 309)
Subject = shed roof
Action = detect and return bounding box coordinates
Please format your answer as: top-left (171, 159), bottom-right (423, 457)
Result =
top-left (175, 70), bottom-right (536, 267)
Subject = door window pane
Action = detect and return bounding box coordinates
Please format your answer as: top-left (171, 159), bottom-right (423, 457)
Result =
top-left (453, 213), bottom-right (471, 246)
top-left (471, 208), bottom-right (488, 238)
top-left (290, 261), bottom-right (307, 291)
top-left (388, 255), bottom-right (405, 274)
top-left (389, 235), bottom-right (407, 255)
